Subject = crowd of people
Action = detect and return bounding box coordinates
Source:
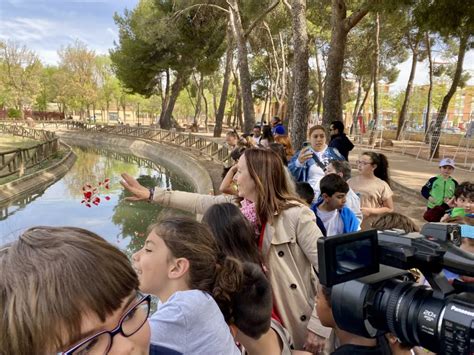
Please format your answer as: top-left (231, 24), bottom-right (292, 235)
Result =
top-left (1, 117), bottom-right (472, 355)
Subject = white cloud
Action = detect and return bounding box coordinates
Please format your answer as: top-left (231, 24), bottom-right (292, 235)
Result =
top-left (0, 15), bottom-right (121, 64)
top-left (0, 17), bottom-right (55, 42)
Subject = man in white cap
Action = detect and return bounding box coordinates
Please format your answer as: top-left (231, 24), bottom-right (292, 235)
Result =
top-left (421, 157), bottom-right (459, 222)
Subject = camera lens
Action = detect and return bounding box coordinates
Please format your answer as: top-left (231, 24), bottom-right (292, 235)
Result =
top-left (332, 274), bottom-right (474, 354)
top-left (379, 279), bottom-right (445, 349)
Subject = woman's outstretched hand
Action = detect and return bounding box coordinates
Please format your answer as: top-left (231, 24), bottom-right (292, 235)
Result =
top-left (120, 173), bottom-right (150, 201)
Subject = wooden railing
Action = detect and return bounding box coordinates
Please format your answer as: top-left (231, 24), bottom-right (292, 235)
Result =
top-left (86, 125), bottom-right (231, 164)
top-left (0, 124), bottom-right (60, 179)
top-left (0, 120), bottom-right (232, 165)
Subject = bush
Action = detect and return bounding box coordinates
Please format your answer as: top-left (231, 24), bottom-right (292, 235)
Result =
top-left (7, 108), bottom-right (22, 119)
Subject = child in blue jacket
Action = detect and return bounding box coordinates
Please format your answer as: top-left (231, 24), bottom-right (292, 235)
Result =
top-left (311, 174), bottom-right (360, 236)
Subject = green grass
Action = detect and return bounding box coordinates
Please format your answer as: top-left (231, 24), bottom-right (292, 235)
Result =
top-left (0, 134), bottom-right (38, 152)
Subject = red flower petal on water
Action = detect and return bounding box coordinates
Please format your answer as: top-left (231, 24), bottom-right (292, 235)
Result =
top-left (84, 191), bottom-right (92, 199)
top-left (105, 185), bottom-right (110, 190)
top-left (104, 178), bottom-right (110, 183)
top-left (98, 182), bottom-right (102, 186)
top-left (94, 197), bottom-right (101, 203)
top-left (86, 184), bottom-right (92, 188)
top-left (86, 203), bottom-right (91, 208)
top-left (105, 196), bottom-right (111, 201)
top-left (81, 200), bottom-right (85, 204)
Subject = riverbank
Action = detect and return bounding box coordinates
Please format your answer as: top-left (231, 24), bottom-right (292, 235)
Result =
top-left (0, 144), bottom-right (76, 205)
top-left (56, 131), bottom-right (216, 196)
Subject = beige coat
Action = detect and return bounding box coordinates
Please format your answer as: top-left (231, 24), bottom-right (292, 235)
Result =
top-left (152, 189), bottom-right (332, 349)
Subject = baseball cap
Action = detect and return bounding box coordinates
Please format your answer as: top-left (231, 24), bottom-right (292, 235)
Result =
top-left (439, 158), bottom-right (455, 168)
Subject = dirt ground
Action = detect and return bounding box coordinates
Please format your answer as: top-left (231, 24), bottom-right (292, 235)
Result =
top-left (392, 187), bottom-right (427, 229)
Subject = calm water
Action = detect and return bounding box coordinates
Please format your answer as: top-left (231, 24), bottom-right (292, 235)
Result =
top-left (0, 146), bottom-right (194, 255)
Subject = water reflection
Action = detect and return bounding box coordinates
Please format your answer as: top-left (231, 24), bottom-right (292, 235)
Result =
top-left (0, 146), bottom-right (194, 255)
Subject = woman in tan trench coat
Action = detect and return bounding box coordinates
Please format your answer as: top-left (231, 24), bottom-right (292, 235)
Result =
top-left (121, 148), bottom-right (330, 353)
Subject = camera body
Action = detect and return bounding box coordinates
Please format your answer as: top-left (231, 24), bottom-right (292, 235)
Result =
top-left (317, 223), bottom-right (474, 354)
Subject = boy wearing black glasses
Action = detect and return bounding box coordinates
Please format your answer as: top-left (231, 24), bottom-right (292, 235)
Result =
top-left (0, 226), bottom-right (154, 355)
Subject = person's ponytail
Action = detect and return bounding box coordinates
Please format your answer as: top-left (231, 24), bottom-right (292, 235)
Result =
top-left (214, 260), bottom-right (272, 340)
top-left (212, 256), bottom-right (244, 323)
top-left (374, 153), bottom-right (390, 186)
top-left (231, 262), bottom-right (272, 339)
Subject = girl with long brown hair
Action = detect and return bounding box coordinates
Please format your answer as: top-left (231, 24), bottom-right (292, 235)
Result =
top-left (133, 216), bottom-right (242, 354)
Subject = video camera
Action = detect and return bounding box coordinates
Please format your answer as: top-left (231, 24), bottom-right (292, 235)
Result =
top-left (318, 223), bottom-right (474, 354)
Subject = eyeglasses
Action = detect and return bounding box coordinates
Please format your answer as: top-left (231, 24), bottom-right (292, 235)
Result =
top-left (356, 160), bottom-right (372, 166)
top-left (62, 294), bottom-right (151, 355)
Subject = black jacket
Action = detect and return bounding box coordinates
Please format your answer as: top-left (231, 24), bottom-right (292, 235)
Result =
top-left (329, 133), bottom-right (354, 161)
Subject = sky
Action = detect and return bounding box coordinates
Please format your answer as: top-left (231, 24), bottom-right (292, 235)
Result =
top-left (1, 0), bottom-right (473, 93)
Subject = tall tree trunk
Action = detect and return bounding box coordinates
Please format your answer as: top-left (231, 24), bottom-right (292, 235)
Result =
top-left (228, 0), bottom-right (255, 133)
top-left (161, 72), bottom-right (187, 130)
top-left (322, 0), bottom-right (369, 128)
top-left (424, 32), bottom-right (433, 137)
top-left (368, 12), bottom-right (379, 146)
top-left (290, 0), bottom-right (309, 150)
top-left (136, 103), bottom-right (140, 125)
top-left (159, 69), bottom-right (170, 125)
top-left (237, 95), bottom-right (244, 130)
top-left (315, 43), bottom-right (323, 120)
top-left (396, 43), bottom-right (419, 140)
top-left (203, 91), bottom-right (209, 132)
top-left (286, 71), bottom-right (294, 128)
top-left (277, 32), bottom-right (287, 119)
top-left (430, 33), bottom-right (468, 158)
top-left (356, 78), bottom-right (372, 122)
top-left (193, 72), bottom-right (203, 125)
top-left (214, 24), bottom-right (234, 137)
top-left (212, 93), bottom-right (217, 120)
top-left (262, 86), bottom-right (269, 123)
top-left (351, 76), bottom-right (362, 135)
top-left (232, 68), bottom-right (242, 129)
top-left (268, 59), bottom-right (275, 120)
